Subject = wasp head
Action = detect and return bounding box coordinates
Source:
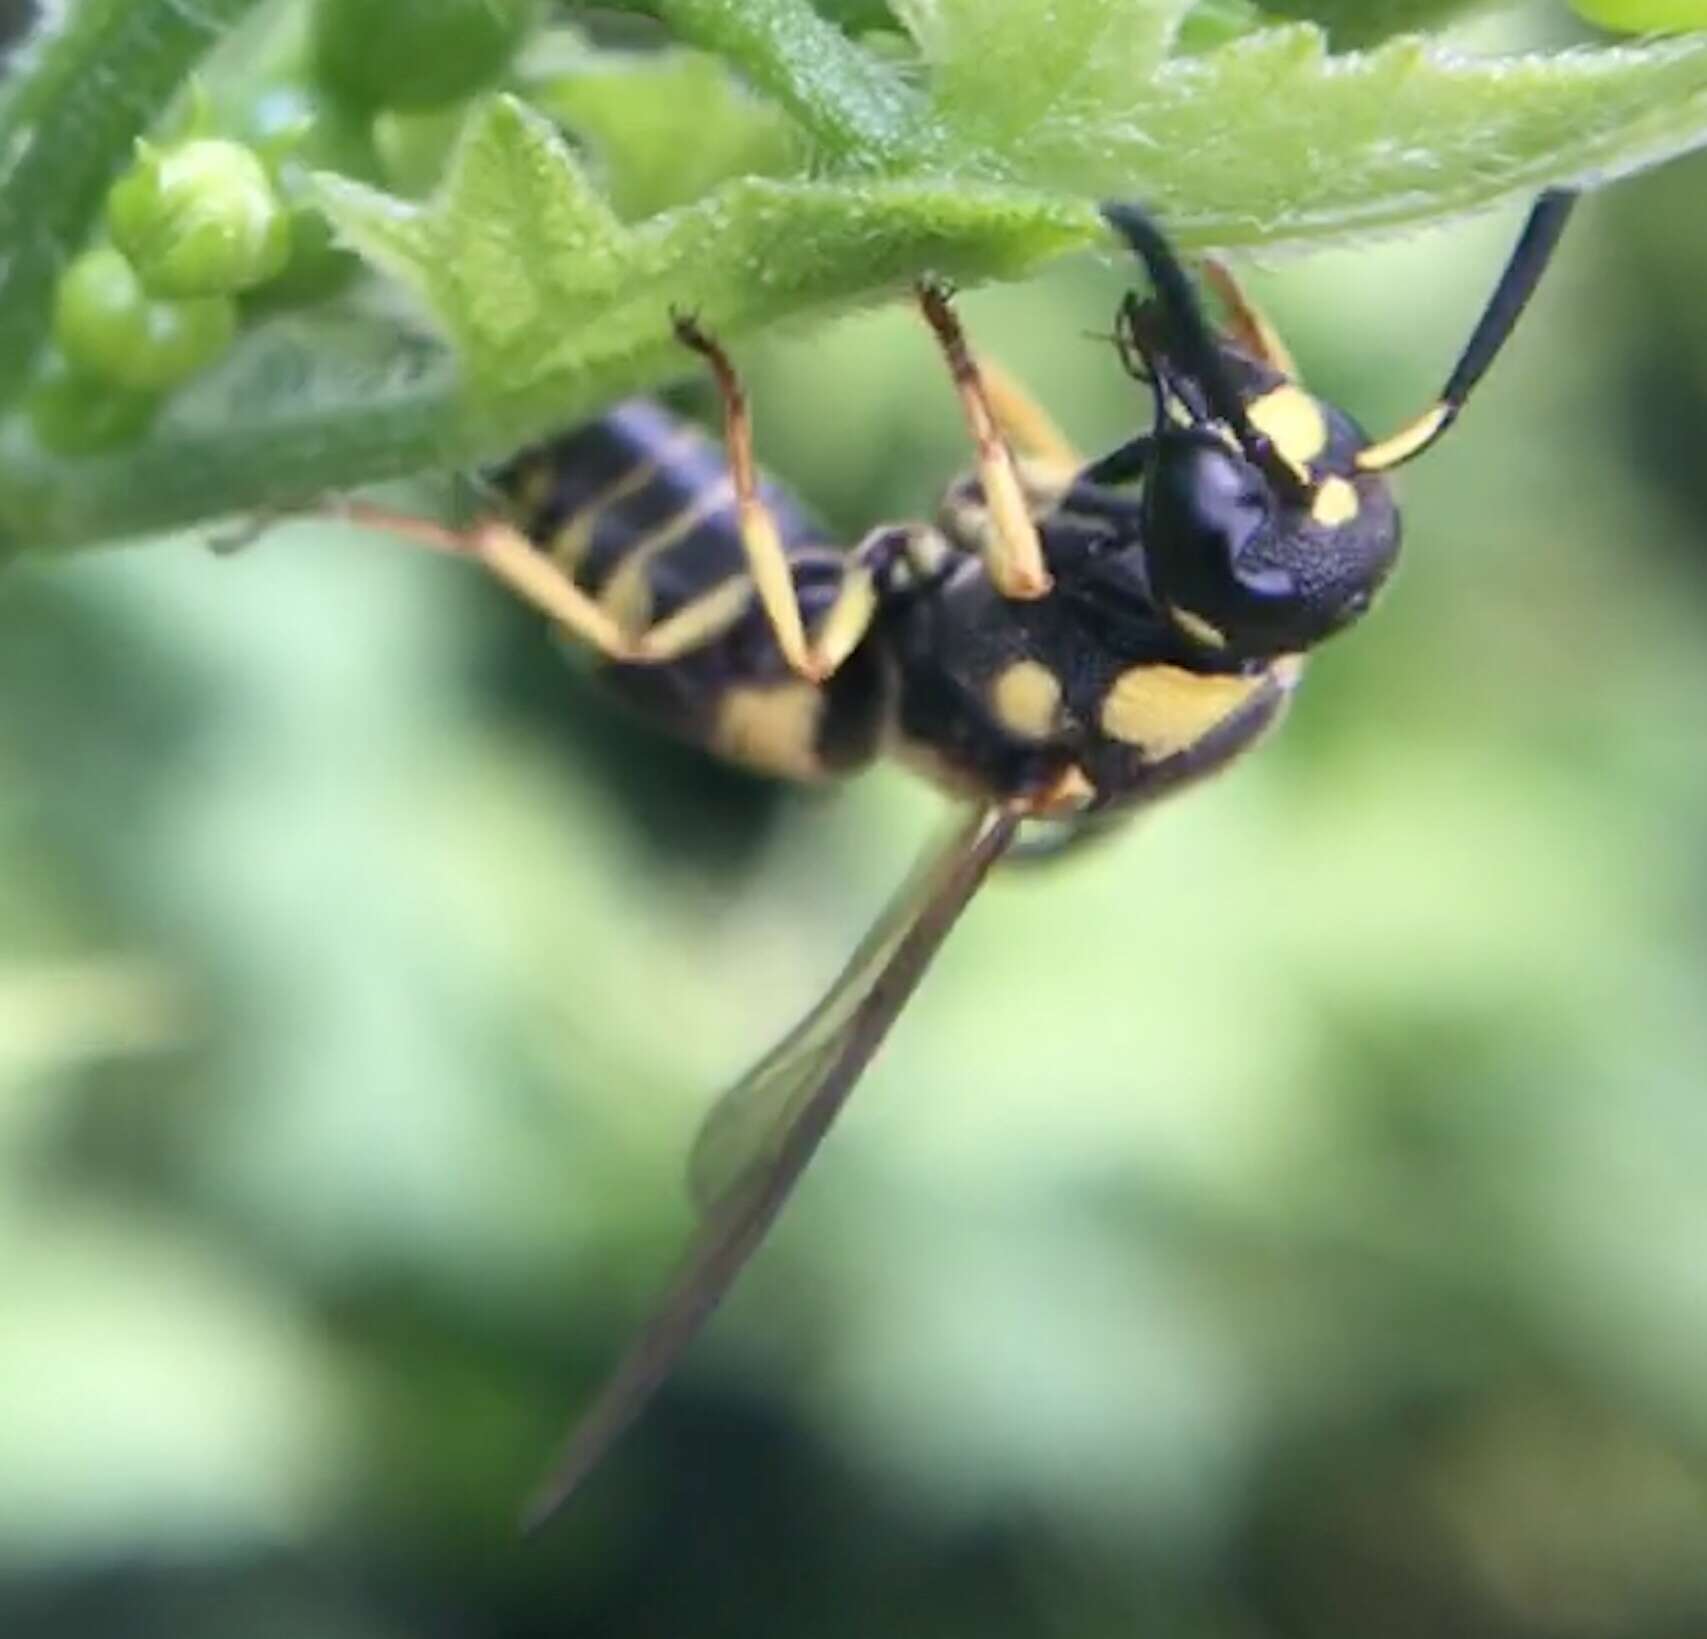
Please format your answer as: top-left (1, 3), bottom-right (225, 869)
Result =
top-left (1112, 288), bottom-right (1400, 663)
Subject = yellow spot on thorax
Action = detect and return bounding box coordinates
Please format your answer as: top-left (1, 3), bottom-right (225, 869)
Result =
top-left (1247, 385), bottom-right (1329, 469)
top-left (990, 659), bottom-right (1063, 740)
top-left (1310, 475), bottom-right (1360, 527)
top-left (1099, 664), bottom-right (1267, 760)
top-left (712, 682), bottom-right (826, 783)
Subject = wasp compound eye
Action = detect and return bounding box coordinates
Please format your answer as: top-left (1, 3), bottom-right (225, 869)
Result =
top-left (1142, 432), bottom-right (1294, 626)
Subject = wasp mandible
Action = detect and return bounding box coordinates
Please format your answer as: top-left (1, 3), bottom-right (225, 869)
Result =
top-left (348, 191), bottom-right (1578, 1522)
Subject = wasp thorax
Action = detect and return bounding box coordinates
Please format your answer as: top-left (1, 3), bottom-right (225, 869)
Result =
top-left (1141, 428), bottom-right (1400, 661)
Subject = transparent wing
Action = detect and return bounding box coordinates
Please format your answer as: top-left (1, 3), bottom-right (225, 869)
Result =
top-left (688, 808), bottom-right (1013, 1214)
top-left (522, 804), bottom-right (1019, 1528)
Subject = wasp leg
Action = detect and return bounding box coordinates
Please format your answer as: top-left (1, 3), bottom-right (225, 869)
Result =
top-left (337, 499), bottom-right (763, 664)
top-left (672, 314), bottom-right (850, 683)
top-left (916, 279), bottom-right (1053, 602)
top-left (1202, 258), bottom-right (1299, 379)
top-left (977, 355), bottom-right (1083, 482)
top-left (333, 500), bottom-right (645, 657)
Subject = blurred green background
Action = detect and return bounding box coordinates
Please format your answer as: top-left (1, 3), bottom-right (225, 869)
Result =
top-left (6, 93), bottom-right (1707, 1639)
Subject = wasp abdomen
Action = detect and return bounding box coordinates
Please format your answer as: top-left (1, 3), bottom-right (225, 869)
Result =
top-left (489, 400), bottom-right (890, 783)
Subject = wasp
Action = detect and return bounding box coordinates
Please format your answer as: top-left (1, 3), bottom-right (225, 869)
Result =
top-left (348, 190), bottom-right (1577, 1522)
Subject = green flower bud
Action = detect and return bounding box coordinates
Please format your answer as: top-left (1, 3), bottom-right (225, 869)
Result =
top-left (107, 137), bottom-right (292, 298)
top-left (1567, 0), bottom-right (1707, 25)
top-left (54, 247), bottom-right (238, 391)
top-left (26, 349), bottom-right (160, 456)
top-left (313, 0), bottom-right (542, 112)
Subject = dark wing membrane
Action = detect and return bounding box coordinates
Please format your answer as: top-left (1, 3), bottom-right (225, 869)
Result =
top-left (522, 805), bottom-right (1019, 1528)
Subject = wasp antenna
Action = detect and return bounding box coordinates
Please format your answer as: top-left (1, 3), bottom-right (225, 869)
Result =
top-left (1359, 189), bottom-right (1578, 473)
top-left (1100, 202), bottom-right (1307, 500)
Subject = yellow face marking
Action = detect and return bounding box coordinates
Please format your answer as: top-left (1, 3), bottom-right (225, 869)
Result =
top-left (1099, 664), bottom-right (1265, 761)
top-left (1247, 385), bottom-right (1329, 469)
top-left (990, 659), bottom-right (1063, 740)
top-left (1168, 606), bottom-right (1228, 650)
top-left (1310, 476), bottom-right (1360, 527)
top-left (712, 682), bottom-right (826, 783)
top-left (1357, 403), bottom-right (1449, 473)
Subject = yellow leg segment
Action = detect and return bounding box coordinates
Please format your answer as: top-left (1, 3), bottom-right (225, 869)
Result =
top-left (333, 486), bottom-right (880, 682)
top-left (916, 280), bottom-right (1053, 601)
top-left (978, 355), bottom-right (1083, 481)
top-left (671, 314), bottom-right (855, 683)
top-left (335, 501), bottom-right (641, 658)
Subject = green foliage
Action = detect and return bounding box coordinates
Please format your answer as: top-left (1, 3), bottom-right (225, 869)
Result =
top-left (3, 0), bottom-right (1707, 553)
top-left (0, 0), bottom-right (269, 413)
top-left (316, 97), bottom-right (1093, 440)
top-left (25, 351), bottom-right (160, 456)
top-left (312, 0), bottom-right (542, 111)
top-left (1570, 0), bottom-right (1707, 29)
top-left (527, 44), bottom-right (805, 220)
top-left (1254, 0), bottom-right (1493, 48)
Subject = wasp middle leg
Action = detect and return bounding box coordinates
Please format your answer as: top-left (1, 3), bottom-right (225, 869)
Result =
top-left (672, 314), bottom-right (878, 685)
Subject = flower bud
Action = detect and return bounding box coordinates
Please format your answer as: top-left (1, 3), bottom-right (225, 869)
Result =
top-left (54, 246), bottom-right (238, 391)
top-left (313, 0), bottom-right (541, 111)
top-left (27, 349), bottom-right (160, 456)
top-left (107, 138), bottom-right (292, 298)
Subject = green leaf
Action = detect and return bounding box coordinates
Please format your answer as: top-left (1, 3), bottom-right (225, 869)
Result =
top-left (528, 45), bottom-right (806, 220)
top-left (1569, 0), bottom-right (1707, 30)
top-left (1177, 0), bottom-right (1266, 51)
top-left (945, 26), bottom-right (1707, 243)
top-left (895, 0), bottom-right (1198, 144)
top-left (318, 95), bottom-right (1094, 439)
top-left (0, 0), bottom-right (270, 411)
top-left (614, 0), bottom-right (928, 165)
top-left (11, 0), bottom-right (1707, 556)
top-left (1253, 0), bottom-right (1494, 48)
top-left (0, 309), bottom-right (456, 552)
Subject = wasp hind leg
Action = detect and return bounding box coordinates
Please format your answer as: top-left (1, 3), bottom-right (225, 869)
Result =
top-left (1201, 258), bottom-right (1299, 379)
top-left (328, 498), bottom-right (758, 665)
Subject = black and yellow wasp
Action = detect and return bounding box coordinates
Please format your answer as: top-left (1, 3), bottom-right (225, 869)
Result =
top-left (355, 191), bottom-right (1577, 1521)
